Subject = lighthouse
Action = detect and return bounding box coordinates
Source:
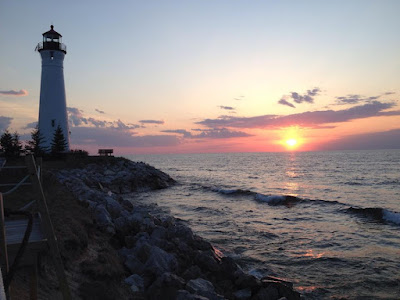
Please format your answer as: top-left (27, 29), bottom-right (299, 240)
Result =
top-left (36, 25), bottom-right (70, 151)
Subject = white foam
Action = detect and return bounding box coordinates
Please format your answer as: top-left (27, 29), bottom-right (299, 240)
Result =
top-left (383, 209), bottom-right (400, 225)
top-left (255, 194), bottom-right (285, 204)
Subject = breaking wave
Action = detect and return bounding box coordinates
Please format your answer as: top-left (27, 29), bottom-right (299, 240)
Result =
top-left (211, 186), bottom-right (400, 226)
top-left (213, 188), bottom-right (254, 196)
top-left (254, 194), bottom-right (303, 206)
top-left (346, 207), bottom-right (400, 225)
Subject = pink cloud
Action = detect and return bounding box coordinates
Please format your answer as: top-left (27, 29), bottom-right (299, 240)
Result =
top-left (0, 89), bottom-right (28, 96)
top-left (197, 101), bottom-right (399, 129)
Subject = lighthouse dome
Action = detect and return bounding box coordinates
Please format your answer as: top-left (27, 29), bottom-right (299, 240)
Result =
top-left (43, 25), bottom-right (63, 39)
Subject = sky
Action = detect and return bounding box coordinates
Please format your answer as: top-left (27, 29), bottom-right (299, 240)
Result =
top-left (1, 0), bottom-right (400, 154)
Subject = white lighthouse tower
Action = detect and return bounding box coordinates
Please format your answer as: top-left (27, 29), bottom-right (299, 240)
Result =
top-left (36, 25), bottom-right (70, 151)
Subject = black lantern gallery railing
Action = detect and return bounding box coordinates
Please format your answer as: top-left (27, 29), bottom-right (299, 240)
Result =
top-left (36, 42), bottom-right (67, 54)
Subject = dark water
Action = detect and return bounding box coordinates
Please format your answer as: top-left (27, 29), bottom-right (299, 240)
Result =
top-left (125, 150), bottom-right (400, 299)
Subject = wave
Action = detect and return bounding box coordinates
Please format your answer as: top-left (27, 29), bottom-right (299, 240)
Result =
top-left (346, 207), bottom-right (400, 226)
top-left (382, 210), bottom-right (400, 225)
top-left (344, 181), bottom-right (364, 186)
top-left (255, 194), bottom-right (303, 207)
top-left (213, 187), bottom-right (339, 208)
top-left (214, 188), bottom-right (304, 207)
top-left (213, 188), bottom-right (254, 196)
top-left (209, 185), bottom-right (400, 226)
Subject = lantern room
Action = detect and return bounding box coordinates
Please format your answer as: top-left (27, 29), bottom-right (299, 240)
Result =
top-left (36, 25), bottom-right (66, 54)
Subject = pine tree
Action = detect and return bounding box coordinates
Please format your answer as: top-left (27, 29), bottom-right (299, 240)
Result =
top-left (11, 132), bottom-right (22, 156)
top-left (0, 130), bottom-right (21, 157)
top-left (26, 125), bottom-right (47, 155)
top-left (51, 125), bottom-right (67, 155)
top-left (0, 130), bottom-right (13, 157)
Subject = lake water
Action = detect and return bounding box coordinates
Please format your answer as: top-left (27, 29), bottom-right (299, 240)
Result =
top-left (125, 150), bottom-right (400, 299)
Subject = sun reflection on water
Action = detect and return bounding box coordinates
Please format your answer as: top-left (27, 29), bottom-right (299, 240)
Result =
top-left (303, 249), bottom-right (325, 259)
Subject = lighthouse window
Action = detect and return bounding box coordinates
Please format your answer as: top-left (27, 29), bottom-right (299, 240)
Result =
top-left (51, 119), bottom-right (55, 127)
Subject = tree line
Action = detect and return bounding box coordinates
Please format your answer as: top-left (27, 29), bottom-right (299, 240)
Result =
top-left (0, 125), bottom-right (72, 158)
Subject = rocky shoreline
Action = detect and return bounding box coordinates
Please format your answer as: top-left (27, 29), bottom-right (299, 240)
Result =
top-left (55, 157), bottom-right (301, 300)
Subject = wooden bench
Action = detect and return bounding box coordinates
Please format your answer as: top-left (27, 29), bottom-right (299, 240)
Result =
top-left (98, 149), bottom-right (113, 157)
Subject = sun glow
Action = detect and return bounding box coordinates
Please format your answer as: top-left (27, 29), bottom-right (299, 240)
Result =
top-left (286, 139), bottom-right (297, 147)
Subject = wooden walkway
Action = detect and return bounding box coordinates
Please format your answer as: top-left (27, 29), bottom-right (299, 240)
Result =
top-left (0, 155), bottom-right (71, 300)
top-left (5, 216), bottom-right (47, 264)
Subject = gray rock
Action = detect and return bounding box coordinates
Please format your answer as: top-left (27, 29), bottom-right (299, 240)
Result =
top-left (253, 285), bottom-right (279, 300)
top-left (142, 217), bottom-right (156, 233)
top-left (156, 272), bottom-right (185, 288)
top-left (147, 272), bottom-right (185, 299)
top-left (124, 274), bottom-right (144, 292)
top-left (233, 288), bottom-right (251, 300)
top-left (103, 169), bottom-right (115, 176)
top-left (235, 273), bottom-right (260, 289)
top-left (118, 247), bottom-right (132, 260)
top-left (118, 196), bottom-right (133, 211)
top-left (129, 212), bottom-right (145, 226)
top-left (169, 224), bottom-right (194, 241)
top-left (275, 283), bottom-right (300, 300)
top-left (134, 241), bottom-right (152, 263)
top-left (219, 257), bottom-right (241, 281)
top-left (176, 290), bottom-right (209, 300)
top-left (105, 196), bottom-right (123, 219)
top-left (182, 265), bottom-right (203, 281)
top-left (94, 205), bottom-right (114, 233)
top-left (191, 235), bottom-right (212, 250)
top-left (161, 215), bottom-right (176, 228)
top-left (143, 246), bottom-right (178, 276)
top-left (151, 226), bottom-right (167, 240)
top-left (124, 235), bottom-right (136, 248)
top-left (114, 216), bottom-right (130, 233)
top-left (195, 251), bottom-right (220, 273)
top-left (261, 276), bottom-right (294, 289)
top-left (186, 278), bottom-right (217, 299)
top-left (124, 254), bottom-right (145, 275)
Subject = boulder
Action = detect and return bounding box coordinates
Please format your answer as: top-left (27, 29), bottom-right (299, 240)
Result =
top-left (190, 235), bottom-right (212, 251)
top-left (146, 273), bottom-right (185, 300)
top-left (117, 196), bottom-right (134, 211)
top-left (143, 246), bottom-right (178, 276)
top-left (133, 241), bottom-right (152, 263)
top-left (124, 274), bottom-right (144, 292)
top-left (261, 277), bottom-right (293, 289)
top-left (94, 205), bottom-right (115, 234)
top-left (182, 265), bottom-right (203, 281)
top-left (105, 196), bottom-right (124, 219)
top-left (186, 278), bottom-right (220, 300)
top-left (195, 251), bottom-right (220, 273)
top-left (253, 285), bottom-right (279, 300)
top-left (176, 290), bottom-right (210, 300)
top-left (234, 288), bottom-right (252, 300)
top-left (219, 257), bottom-right (241, 281)
top-left (169, 224), bottom-right (194, 242)
top-left (124, 254), bottom-right (145, 275)
top-left (235, 273), bottom-right (260, 290)
top-left (151, 226), bottom-right (168, 240)
top-left (142, 217), bottom-right (156, 234)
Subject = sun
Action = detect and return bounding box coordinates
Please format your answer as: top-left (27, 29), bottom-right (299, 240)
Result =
top-left (286, 139), bottom-right (298, 147)
top-left (279, 126), bottom-right (304, 151)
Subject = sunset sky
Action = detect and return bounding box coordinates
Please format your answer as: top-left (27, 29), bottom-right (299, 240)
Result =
top-left (1, 1), bottom-right (399, 154)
